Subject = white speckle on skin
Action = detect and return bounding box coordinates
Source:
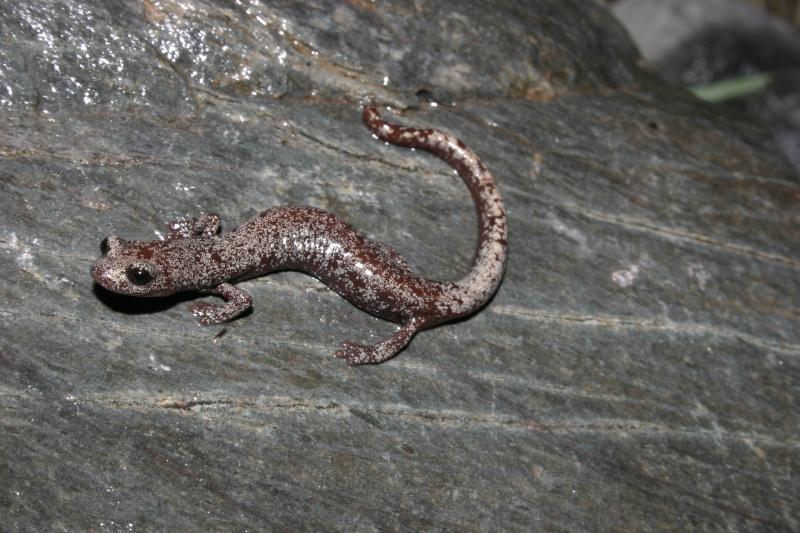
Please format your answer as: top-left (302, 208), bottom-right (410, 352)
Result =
top-left (612, 265), bottom-right (640, 288)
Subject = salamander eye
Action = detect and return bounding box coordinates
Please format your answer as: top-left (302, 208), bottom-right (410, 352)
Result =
top-left (100, 237), bottom-right (110, 255)
top-left (126, 264), bottom-right (154, 285)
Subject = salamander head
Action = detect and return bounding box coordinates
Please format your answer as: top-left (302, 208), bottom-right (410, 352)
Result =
top-left (91, 235), bottom-right (177, 297)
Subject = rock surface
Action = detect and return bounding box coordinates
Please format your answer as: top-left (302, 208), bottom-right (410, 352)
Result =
top-left (1, 1), bottom-right (798, 530)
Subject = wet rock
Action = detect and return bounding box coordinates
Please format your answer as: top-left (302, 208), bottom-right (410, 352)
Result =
top-left (0, 1), bottom-right (797, 530)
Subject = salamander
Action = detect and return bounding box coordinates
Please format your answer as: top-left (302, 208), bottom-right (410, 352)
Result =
top-left (90, 104), bottom-right (507, 365)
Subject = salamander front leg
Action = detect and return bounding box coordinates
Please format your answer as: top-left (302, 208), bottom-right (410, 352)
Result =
top-left (334, 318), bottom-right (424, 365)
top-left (167, 213), bottom-right (222, 240)
top-left (190, 283), bottom-right (253, 325)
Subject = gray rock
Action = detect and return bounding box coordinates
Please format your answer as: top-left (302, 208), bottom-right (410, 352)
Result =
top-left (1, 1), bottom-right (797, 530)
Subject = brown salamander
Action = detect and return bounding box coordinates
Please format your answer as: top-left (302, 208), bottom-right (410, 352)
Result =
top-left (90, 104), bottom-right (507, 364)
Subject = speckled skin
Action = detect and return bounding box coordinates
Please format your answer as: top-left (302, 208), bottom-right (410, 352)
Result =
top-left (91, 104), bottom-right (507, 364)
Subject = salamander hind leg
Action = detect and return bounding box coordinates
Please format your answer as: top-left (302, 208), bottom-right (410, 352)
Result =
top-left (191, 283), bottom-right (253, 325)
top-left (334, 318), bottom-right (423, 365)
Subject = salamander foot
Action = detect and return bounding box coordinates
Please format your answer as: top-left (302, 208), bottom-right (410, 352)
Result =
top-left (334, 319), bottom-right (422, 365)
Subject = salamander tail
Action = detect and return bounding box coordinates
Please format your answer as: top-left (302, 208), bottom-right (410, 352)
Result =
top-left (363, 104), bottom-right (507, 317)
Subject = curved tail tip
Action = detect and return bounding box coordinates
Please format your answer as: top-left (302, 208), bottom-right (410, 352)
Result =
top-left (362, 102), bottom-right (381, 126)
